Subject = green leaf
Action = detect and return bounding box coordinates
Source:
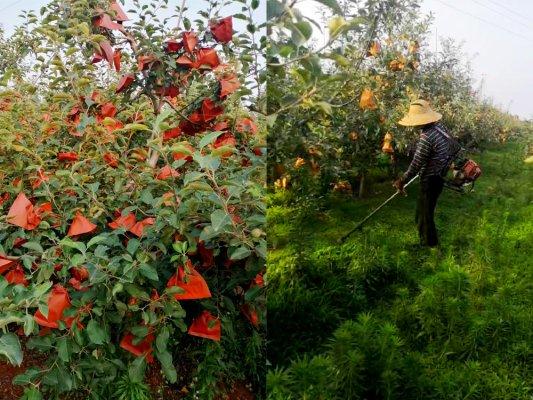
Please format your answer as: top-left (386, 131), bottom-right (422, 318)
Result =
top-left (60, 237), bottom-right (86, 254)
top-left (112, 282), bottom-right (124, 297)
top-left (86, 320), bottom-right (106, 345)
top-left (76, 115), bottom-right (95, 134)
top-left (20, 387), bottom-right (43, 400)
top-left (122, 123), bottom-right (151, 131)
top-left (57, 338), bottom-right (69, 362)
top-left (124, 284), bottom-right (150, 301)
top-left (255, 239), bottom-right (267, 259)
top-left (55, 170), bottom-right (71, 177)
top-left (23, 314), bottom-right (36, 336)
top-left (36, 263), bottom-right (54, 284)
top-left (172, 241), bottom-right (188, 254)
top-left (154, 109), bottom-right (172, 131)
top-left (328, 16), bottom-right (347, 38)
top-left (127, 238), bottom-right (141, 255)
top-left (199, 131), bottom-right (223, 148)
top-left (33, 281), bottom-right (53, 299)
top-left (245, 285), bottom-right (262, 302)
top-left (170, 142), bottom-right (194, 157)
top-left (94, 245), bottom-right (108, 258)
top-left (183, 171), bottom-right (204, 185)
top-left (230, 246), bottom-right (252, 260)
top-left (211, 209), bottom-right (231, 232)
top-left (279, 45), bottom-right (294, 58)
top-left (328, 53), bottom-right (350, 67)
top-left (184, 181), bottom-right (213, 192)
top-left (165, 286), bottom-right (185, 296)
top-left (128, 357), bottom-right (146, 382)
top-left (316, 101), bottom-right (333, 115)
top-left (155, 327), bottom-right (169, 354)
top-left (70, 253), bottom-right (86, 266)
top-left (38, 303), bottom-right (49, 319)
top-left (156, 350), bottom-right (177, 383)
top-left (0, 333), bottom-right (23, 366)
top-left (183, 17), bottom-right (191, 30)
top-left (194, 153), bottom-right (221, 171)
top-left (199, 225), bottom-right (218, 242)
top-left (139, 263), bottom-right (158, 281)
top-left (130, 326), bottom-right (149, 338)
top-left (13, 367), bottom-right (41, 386)
top-left (22, 241), bottom-right (44, 253)
top-left (290, 21), bottom-right (313, 46)
top-left (300, 54), bottom-right (322, 76)
top-left (140, 190), bottom-right (154, 205)
top-left (86, 235), bottom-right (108, 249)
top-left (87, 182), bottom-right (100, 194)
top-left (154, 327), bottom-right (177, 382)
top-left (114, 178), bottom-right (124, 194)
top-left (266, 114), bottom-right (278, 127)
top-left (211, 145), bottom-right (235, 157)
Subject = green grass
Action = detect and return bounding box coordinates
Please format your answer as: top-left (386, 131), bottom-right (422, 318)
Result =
top-left (267, 142), bottom-right (533, 400)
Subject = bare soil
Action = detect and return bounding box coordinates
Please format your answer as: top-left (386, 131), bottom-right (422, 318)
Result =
top-left (0, 344), bottom-right (255, 400)
top-left (0, 338), bottom-right (48, 400)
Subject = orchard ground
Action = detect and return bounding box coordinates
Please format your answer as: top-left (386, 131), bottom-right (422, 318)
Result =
top-left (0, 340), bottom-right (255, 400)
top-left (267, 140), bottom-right (532, 399)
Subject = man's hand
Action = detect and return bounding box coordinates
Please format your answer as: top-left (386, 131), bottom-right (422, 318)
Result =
top-left (393, 178), bottom-right (406, 195)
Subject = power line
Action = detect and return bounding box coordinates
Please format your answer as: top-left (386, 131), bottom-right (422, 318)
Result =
top-left (434, 0), bottom-right (533, 45)
top-left (469, 0), bottom-right (533, 32)
top-left (0, 0), bottom-right (24, 13)
top-left (485, 0), bottom-right (533, 26)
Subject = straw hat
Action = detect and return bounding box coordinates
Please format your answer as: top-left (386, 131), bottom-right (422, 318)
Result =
top-left (398, 99), bottom-right (442, 126)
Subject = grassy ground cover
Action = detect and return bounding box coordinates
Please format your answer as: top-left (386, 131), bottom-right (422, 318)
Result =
top-left (267, 141), bottom-right (532, 400)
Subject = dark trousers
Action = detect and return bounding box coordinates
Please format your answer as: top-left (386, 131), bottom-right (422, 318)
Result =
top-left (415, 175), bottom-right (444, 247)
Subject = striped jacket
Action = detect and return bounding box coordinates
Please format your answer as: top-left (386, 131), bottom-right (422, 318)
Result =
top-left (403, 122), bottom-right (460, 182)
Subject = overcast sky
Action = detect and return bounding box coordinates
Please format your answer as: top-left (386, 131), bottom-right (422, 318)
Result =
top-left (0, 0), bottom-right (265, 41)
top-left (421, 0), bottom-right (533, 120)
top-left (0, 0), bottom-right (531, 118)
top-left (0, 0), bottom-right (233, 27)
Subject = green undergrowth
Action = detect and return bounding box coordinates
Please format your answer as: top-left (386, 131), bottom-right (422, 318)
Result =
top-left (267, 141), bottom-right (533, 400)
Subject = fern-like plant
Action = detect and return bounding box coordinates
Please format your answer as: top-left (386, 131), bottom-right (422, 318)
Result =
top-left (113, 374), bottom-right (151, 400)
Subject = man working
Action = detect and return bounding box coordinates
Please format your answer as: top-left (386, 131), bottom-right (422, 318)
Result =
top-left (394, 99), bottom-right (460, 247)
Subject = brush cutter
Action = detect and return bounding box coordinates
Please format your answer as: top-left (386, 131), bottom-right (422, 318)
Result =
top-left (338, 175), bottom-right (419, 244)
top-left (443, 180), bottom-right (474, 193)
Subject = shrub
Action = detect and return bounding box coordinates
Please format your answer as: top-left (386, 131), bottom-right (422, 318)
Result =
top-left (0, 0), bottom-right (266, 398)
